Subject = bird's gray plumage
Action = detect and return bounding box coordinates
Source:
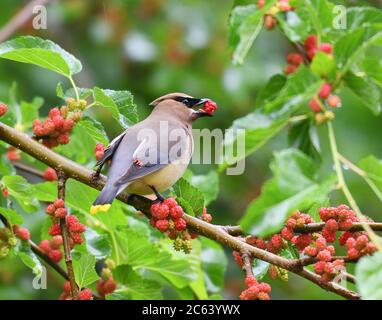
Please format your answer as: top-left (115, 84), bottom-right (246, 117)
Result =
top-left (91, 92), bottom-right (203, 213)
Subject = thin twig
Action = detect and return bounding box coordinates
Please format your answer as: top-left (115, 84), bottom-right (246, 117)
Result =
top-left (0, 122), bottom-right (360, 300)
top-left (57, 170), bottom-right (79, 299)
top-left (0, 213), bottom-right (69, 280)
top-left (241, 252), bottom-right (253, 277)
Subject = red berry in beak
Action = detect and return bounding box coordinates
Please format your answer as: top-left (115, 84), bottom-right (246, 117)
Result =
top-left (202, 100), bottom-right (218, 114)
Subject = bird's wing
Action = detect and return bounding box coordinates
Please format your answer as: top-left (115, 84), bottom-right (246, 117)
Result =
top-left (96, 131), bottom-right (126, 167)
top-left (113, 126), bottom-right (191, 187)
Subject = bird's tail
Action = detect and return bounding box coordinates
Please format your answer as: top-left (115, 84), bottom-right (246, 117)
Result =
top-left (90, 185), bottom-right (119, 214)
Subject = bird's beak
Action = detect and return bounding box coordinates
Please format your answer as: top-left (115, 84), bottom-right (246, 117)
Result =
top-left (192, 98), bottom-right (213, 118)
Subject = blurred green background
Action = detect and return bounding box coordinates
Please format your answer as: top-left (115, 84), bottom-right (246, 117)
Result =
top-left (0, 0), bottom-right (381, 299)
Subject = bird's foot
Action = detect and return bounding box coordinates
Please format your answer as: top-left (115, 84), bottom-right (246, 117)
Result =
top-left (150, 186), bottom-right (165, 202)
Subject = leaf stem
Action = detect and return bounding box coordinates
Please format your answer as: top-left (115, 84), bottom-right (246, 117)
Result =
top-left (327, 121), bottom-right (382, 251)
top-left (68, 76), bottom-right (80, 103)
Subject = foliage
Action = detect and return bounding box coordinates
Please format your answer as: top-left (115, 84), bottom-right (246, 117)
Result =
top-left (0, 0), bottom-right (382, 301)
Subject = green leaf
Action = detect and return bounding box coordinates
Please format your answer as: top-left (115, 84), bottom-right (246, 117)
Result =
top-left (356, 253), bottom-right (382, 300)
top-left (0, 36), bottom-right (82, 77)
top-left (76, 116), bottom-right (109, 145)
top-left (184, 171), bottom-right (219, 206)
top-left (276, 9), bottom-right (311, 42)
top-left (93, 87), bottom-right (138, 127)
top-left (220, 112), bottom-right (288, 169)
top-left (16, 242), bottom-right (43, 276)
top-left (256, 74), bottom-right (287, 108)
top-left (343, 72), bottom-right (381, 115)
top-left (173, 178), bottom-right (205, 216)
top-left (288, 118), bottom-right (321, 162)
top-left (56, 83), bottom-right (93, 100)
top-left (334, 26), bottom-right (382, 73)
top-left (240, 149), bottom-right (336, 237)
top-left (358, 155), bottom-right (382, 191)
top-left (252, 259), bottom-right (269, 280)
top-left (346, 7), bottom-right (382, 31)
top-left (72, 253), bottom-right (100, 289)
top-left (228, 1), bottom-right (276, 65)
top-left (84, 228), bottom-right (112, 260)
top-left (1, 175), bottom-right (39, 212)
top-left (114, 228), bottom-right (196, 288)
top-left (111, 265), bottom-right (163, 300)
top-left (0, 207), bottom-right (23, 225)
top-left (362, 58), bottom-right (382, 89)
top-left (200, 238), bottom-right (227, 293)
top-left (310, 51), bottom-right (335, 78)
top-left (263, 66), bottom-right (321, 113)
top-left (19, 97), bottom-right (44, 130)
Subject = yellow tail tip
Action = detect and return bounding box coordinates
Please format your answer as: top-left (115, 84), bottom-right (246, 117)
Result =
top-left (90, 204), bottom-right (111, 214)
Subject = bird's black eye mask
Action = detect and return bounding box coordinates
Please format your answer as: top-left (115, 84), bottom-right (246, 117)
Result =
top-left (174, 96), bottom-right (207, 108)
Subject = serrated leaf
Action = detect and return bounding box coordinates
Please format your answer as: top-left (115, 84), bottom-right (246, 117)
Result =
top-left (240, 149), bottom-right (336, 237)
top-left (114, 228), bottom-right (196, 288)
top-left (185, 171), bottom-right (219, 206)
top-left (346, 7), bottom-right (382, 31)
top-left (1, 175), bottom-right (39, 212)
top-left (344, 72), bottom-right (381, 115)
top-left (76, 116), bottom-right (109, 145)
top-left (93, 87), bottom-right (138, 127)
top-left (356, 253), bottom-right (382, 300)
top-left (72, 253), bottom-right (100, 288)
top-left (111, 265), bottom-right (163, 300)
top-left (0, 36), bottom-right (82, 77)
top-left (173, 178), bottom-right (205, 216)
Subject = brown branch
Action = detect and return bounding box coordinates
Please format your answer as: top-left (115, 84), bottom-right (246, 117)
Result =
top-left (0, 122), bottom-right (360, 300)
top-left (57, 171), bottom-right (79, 299)
top-left (0, 0), bottom-right (52, 42)
top-left (221, 222), bottom-right (382, 236)
top-left (241, 252), bottom-right (253, 278)
top-left (296, 256), bottom-right (358, 267)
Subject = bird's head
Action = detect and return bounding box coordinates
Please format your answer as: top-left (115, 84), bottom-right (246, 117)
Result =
top-left (150, 92), bottom-right (217, 122)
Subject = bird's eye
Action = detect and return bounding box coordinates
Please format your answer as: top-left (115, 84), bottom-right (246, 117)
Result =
top-left (182, 98), bottom-right (189, 105)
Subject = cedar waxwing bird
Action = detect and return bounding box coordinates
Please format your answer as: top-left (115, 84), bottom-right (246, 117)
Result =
top-left (90, 92), bottom-right (217, 214)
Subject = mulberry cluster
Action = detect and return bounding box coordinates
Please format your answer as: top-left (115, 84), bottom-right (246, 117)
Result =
top-left (240, 275), bottom-right (271, 300)
top-left (150, 198), bottom-right (194, 253)
top-left (0, 227), bottom-right (20, 259)
top-left (201, 207), bottom-right (212, 223)
top-left (96, 265), bottom-right (117, 298)
top-left (13, 225), bottom-right (30, 241)
top-left (32, 98), bottom-right (86, 149)
top-left (284, 53), bottom-right (304, 75)
top-left (60, 282), bottom-right (93, 300)
top-left (43, 199), bottom-right (85, 262)
top-left (38, 236), bottom-right (63, 263)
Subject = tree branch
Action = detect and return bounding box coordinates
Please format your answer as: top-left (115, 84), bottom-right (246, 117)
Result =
top-left (0, 122), bottom-right (360, 300)
top-left (57, 171), bottom-right (79, 299)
